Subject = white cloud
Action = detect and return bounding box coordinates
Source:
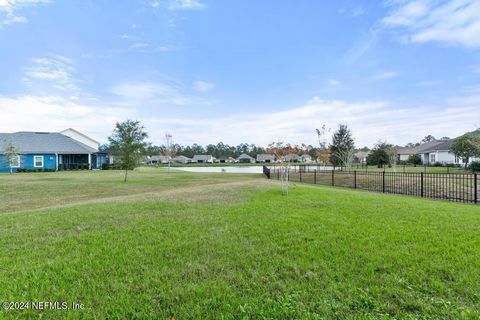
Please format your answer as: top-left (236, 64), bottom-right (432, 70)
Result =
top-left (128, 43), bottom-right (171, 53)
top-left (339, 7), bottom-right (366, 17)
top-left (415, 80), bottom-right (442, 87)
top-left (23, 55), bottom-right (80, 92)
top-left (0, 0), bottom-right (50, 25)
top-left (142, 95), bottom-right (480, 147)
top-left (328, 79), bottom-right (341, 86)
top-left (110, 81), bottom-right (190, 105)
top-left (371, 71), bottom-right (400, 80)
top-left (343, 27), bottom-right (378, 64)
top-left (168, 0), bottom-right (206, 10)
top-left (0, 95), bottom-right (132, 140)
top-left (1, 93), bottom-right (479, 148)
top-left (382, 0), bottom-right (480, 48)
top-left (193, 80), bottom-right (215, 92)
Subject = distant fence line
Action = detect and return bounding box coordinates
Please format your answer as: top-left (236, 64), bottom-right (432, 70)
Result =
top-left (263, 166), bottom-right (479, 205)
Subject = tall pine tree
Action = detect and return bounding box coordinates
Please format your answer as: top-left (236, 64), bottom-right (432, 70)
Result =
top-left (329, 124), bottom-right (355, 167)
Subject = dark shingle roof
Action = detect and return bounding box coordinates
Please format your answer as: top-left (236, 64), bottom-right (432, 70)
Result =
top-left (237, 153), bottom-right (254, 159)
top-left (465, 129), bottom-right (480, 137)
top-left (0, 132), bottom-right (98, 154)
top-left (398, 140), bottom-right (453, 155)
top-left (192, 155), bottom-right (214, 161)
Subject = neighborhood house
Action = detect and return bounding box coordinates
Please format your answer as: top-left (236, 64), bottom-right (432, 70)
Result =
top-left (0, 129), bottom-right (107, 172)
top-left (257, 154), bottom-right (276, 163)
top-left (147, 155), bottom-right (171, 164)
top-left (173, 155), bottom-right (192, 164)
top-left (217, 156), bottom-right (235, 163)
top-left (397, 130), bottom-right (480, 165)
top-left (237, 153), bottom-right (255, 163)
top-left (192, 155), bottom-right (215, 163)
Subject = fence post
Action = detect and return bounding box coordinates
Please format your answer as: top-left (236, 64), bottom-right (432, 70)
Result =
top-left (475, 173), bottom-right (478, 204)
top-left (421, 172), bottom-right (424, 197)
top-left (299, 167), bottom-right (302, 182)
top-left (332, 170), bottom-right (335, 186)
top-left (314, 169), bottom-right (317, 184)
top-left (382, 171), bottom-right (385, 193)
top-left (354, 170), bottom-right (357, 189)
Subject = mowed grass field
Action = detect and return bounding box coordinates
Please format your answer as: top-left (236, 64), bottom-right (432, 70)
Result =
top-left (1, 168), bottom-right (479, 319)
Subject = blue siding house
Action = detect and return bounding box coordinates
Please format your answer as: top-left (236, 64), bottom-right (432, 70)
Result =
top-left (0, 130), bottom-right (108, 172)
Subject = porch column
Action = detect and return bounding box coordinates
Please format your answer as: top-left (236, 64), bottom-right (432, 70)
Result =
top-left (88, 154), bottom-right (92, 170)
top-left (55, 153), bottom-right (59, 171)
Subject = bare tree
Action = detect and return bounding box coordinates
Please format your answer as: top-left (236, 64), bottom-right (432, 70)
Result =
top-left (316, 125), bottom-right (331, 167)
top-left (387, 146), bottom-right (399, 172)
top-left (268, 142), bottom-right (308, 196)
top-left (2, 139), bottom-right (20, 174)
top-left (333, 148), bottom-right (355, 170)
top-left (164, 133), bottom-right (174, 170)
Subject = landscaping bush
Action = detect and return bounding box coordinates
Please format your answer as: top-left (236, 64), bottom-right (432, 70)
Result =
top-left (407, 154), bottom-right (422, 165)
top-left (468, 161), bottom-right (480, 172)
top-left (15, 168), bottom-right (56, 173)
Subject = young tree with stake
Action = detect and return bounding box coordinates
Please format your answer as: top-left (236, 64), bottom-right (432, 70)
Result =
top-left (108, 120), bottom-right (148, 182)
top-left (2, 139), bottom-right (19, 174)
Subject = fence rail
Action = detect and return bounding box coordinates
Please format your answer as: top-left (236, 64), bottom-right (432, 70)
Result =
top-left (264, 166), bottom-right (479, 205)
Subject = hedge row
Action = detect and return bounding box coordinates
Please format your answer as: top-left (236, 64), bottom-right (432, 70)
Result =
top-left (16, 168), bottom-right (56, 173)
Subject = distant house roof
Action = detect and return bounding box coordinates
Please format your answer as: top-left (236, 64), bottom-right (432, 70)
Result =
top-left (300, 154), bottom-right (311, 159)
top-left (257, 154), bottom-right (276, 161)
top-left (465, 128), bottom-right (480, 137)
top-left (218, 155), bottom-right (235, 160)
top-left (398, 140), bottom-right (453, 155)
top-left (237, 153), bottom-right (254, 160)
top-left (192, 155), bottom-right (214, 161)
top-left (173, 155), bottom-right (191, 161)
top-left (149, 155), bottom-right (171, 162)
top-left (285, 154), bottom-right (300, 161)
top-left (0, 131), bottom-right (98, 154)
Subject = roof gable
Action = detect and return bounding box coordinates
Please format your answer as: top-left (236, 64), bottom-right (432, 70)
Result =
top-left (0, 132), bottom-right (98, 154)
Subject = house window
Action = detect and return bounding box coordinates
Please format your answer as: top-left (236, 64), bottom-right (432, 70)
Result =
top-left (34, 155), bottom-right (44, 168)
top-left (10, 155), bottom-right (20, 168)
top-left (430, 154), bottom-right (436, 164)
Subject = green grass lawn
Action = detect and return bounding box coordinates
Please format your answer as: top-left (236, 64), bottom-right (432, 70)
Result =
top-left (1, 169), bottom-right (479, 319)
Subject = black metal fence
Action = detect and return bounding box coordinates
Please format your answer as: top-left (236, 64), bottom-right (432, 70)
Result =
top-left (264, 166), bottom-right (479, 204)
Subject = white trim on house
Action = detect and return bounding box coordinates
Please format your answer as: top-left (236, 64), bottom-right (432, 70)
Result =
top-left (34, 155), bottom-right (44, 168)
top-left (10, 155), bottom-right (20, 168)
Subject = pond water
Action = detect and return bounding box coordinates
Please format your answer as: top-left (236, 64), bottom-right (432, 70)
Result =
top-left (171, 165), bottom-right (334, 174)
top-left (172, 166), bottom-right (264, 173)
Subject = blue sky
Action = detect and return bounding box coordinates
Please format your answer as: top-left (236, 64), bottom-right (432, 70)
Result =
top-left (0, 0), bottom-right (479, 147)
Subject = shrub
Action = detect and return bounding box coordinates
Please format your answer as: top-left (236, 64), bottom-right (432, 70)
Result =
top-left (468, 161), bottom-right (480, 172)
top-left (433, 162), bottom-right (443, 167)
top-left (407, 154), bottom-right (422, 165)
